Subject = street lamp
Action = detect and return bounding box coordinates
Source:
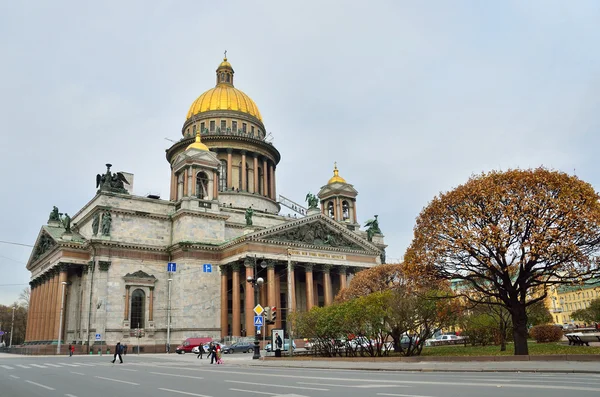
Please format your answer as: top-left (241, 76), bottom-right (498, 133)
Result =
top-left (56, 282), bottom-right (68, 354)
top-left (9, 305), bottom-right (15, 348)
top-left (246, 257), bottom-right (266, 359)
top-left (167, 278), bottom-right (173, 353)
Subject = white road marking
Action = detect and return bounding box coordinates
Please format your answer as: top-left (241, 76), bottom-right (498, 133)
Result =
top-left (150, 371), bottom-right (203, 379)
top-left (58, 363), bottom-right (80, 367)
top-left (9, 375), bottom-right (20, 379)
top-left (29, 364), bottom-right (48, 368)
top-left (225, 380), bottom-right (328, 391)
top-left (120, 368), bottom-right (138, 372)
top-left (74, 362), bottom-right (95, 366)
top-left (188, 368), bottom-right (600, 392)
top-left (297, 381), bottom-right (410, 389)
top-left (228, 389), bottom-right (277, 396)
top-left (158, 388), bottom-right (213, 397)
top-left (377, 394), bottom-right (435, 397)
top-left (16, 365), bottom-right (30, 369)
top-left (0, 365), bottom-right (14, 370)
top-left (44, 363), bottom-right (63, 367)
top-left (95, 376), bottom-right (139, 385)
top-left (66, 394), bottom-right (79, 397)
top-left (71, 372), bottom-right (85, 375)
top-left (25, 380), bottom-right (55, 390)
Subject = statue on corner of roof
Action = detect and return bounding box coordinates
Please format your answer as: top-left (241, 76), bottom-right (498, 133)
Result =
top-left (48, 206), bottom-right (60, 223)
top-left (245, 206), bottom-right (254, 226)
top-left (92, 212), bottom-right (100, 236)
top-left (305, 193), bottom-right (319, 210)
top-left (364, 215), bottom-right (382, 242)
top-left (62, 213), bottom-right (71, 234)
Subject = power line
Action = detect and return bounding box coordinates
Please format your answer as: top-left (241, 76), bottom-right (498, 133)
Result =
top-left (0, 240), bottom-right (34, 248)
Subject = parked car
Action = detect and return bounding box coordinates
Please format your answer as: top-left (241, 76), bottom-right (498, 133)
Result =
top-left (175, 337), bottom-right (213, 354)
top-left (224, 342), bottom-right (255, 354)
top-left (265, 339), bottom-right (296, 352)
top-left (191, 345), bottom-right (210, 354)
top-left (400, 335), bottom-right (420, 349)
top-left (425, 334), bottom-right (464, 347)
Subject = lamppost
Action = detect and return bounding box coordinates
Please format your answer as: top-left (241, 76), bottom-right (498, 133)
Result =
top-left (246, 257), bottom-right (266, 359)
top-left (167, 278), bottom-right (173, 353)
top-left (56, 281), bottom-right (68, 354)
top-left (9, 305), bottom-right (15, 348)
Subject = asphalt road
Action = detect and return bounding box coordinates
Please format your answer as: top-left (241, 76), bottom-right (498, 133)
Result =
top-left (2, 353), bottom-right (600, 397)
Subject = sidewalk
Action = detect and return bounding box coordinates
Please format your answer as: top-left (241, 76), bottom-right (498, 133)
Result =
top-left (252, 357), bottom-right (600, 374)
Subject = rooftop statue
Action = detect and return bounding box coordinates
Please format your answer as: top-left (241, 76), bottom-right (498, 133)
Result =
top-left (96, 164), bottom-right (130, 194)
top-left (48, 206), bottom-right (60, 223)
top-left (245, 206), bottom-right (254, 226)
top-left (305, 193), bottom-right (319, 210)
top-left (365, 215), bottom-right (382, 242)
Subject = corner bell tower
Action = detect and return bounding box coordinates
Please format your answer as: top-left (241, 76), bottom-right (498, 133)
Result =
top-left (317, 163), bottom-right (359, 230)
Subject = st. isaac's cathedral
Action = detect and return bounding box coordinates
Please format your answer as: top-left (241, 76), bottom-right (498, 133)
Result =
top-left (24, 57), bottom-right (386, 352)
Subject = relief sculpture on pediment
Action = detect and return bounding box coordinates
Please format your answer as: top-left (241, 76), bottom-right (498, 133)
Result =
top-left (267, 222), bottom-right (362, 250)
top-left (32, 233), bottom-right (56, 261)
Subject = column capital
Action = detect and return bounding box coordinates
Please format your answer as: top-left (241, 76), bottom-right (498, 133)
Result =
top-left (240, 150), bottom-right (247, 155)
top-left (303, 263), bottom-right (314, 272)
top-left (244, 258), bottom-right (254, 268)
top-left (253, 152), bottom-right (259, 159)
top-left (149, 286), bottom-right (154, 291)
top-left (266, 260), bottom-right (276, 269)
top-left (126, 285), bottom-right (131, 291)
top-left (98, 261), bottom-right (111, 271)
top-left (219, 265), bottom-right (229, 274)
top-left (226, 148), bottom-right (233, 154)
top-left (231, 263), bottom-right (241, 272)
top-left (337, 265), bottom-right (348, 274)
top-left (321, 264), bottom-right (332, 273)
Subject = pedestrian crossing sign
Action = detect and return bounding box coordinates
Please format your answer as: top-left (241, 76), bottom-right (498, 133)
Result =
top-left (254, 315), bottom-right (264, 326)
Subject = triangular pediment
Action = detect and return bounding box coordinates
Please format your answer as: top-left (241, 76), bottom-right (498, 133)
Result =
top-left (124, 270), bottom-right (156, 279)
top-left (27, 228), bottom-right (58, 268)
top-left (249, 214), bottom-right (379, 253)
top-left (173, 149), bottom-right (220, 172)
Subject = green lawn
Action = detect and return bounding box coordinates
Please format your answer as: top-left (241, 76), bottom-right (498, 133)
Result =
top-left (420, 341), bottom-right (600, 356)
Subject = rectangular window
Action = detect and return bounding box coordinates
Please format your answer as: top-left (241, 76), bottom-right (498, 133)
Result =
top-left (242, 123), bottom-right (247, 132)
top-left (232, 121), bottom-right (237, 131)
top-left (200, 122), bottom-right (205, 131)
top-left (251, 126), bottom-right (255, 134)
top-left (221, 120), bottom-right (226, 130)
top-left (210, 120), bottom-right (215, 131)
top-left (192, 125), bottom-right (196, 133)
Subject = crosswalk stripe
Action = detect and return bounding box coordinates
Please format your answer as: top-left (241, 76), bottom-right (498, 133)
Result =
top-left (44, 363), bottom-right (63, 367)
top-left (16, 365), bottom-right (30, 369)
top-left (74, 362), bottom-right (95, 367)
top-left (1, 365), bottom-right (14, 370)
top-left (30, 364), bottom-right (48, 368)
top-left (58, 363), bottom-right (80, 367)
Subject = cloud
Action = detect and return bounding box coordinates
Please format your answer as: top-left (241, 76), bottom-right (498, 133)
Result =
top-left (1, 0), bottom-right (599, 304)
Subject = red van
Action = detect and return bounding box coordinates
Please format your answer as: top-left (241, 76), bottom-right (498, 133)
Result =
top-left (175, 337), bottom-right (213, 354)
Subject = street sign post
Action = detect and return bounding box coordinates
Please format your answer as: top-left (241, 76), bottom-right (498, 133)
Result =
top-left (95, 333), bottom-right (101, 341)
top-left (203, 264), bottom-right (212, 273)
top-left (167, 262), bottom-right (177, 272)
top-left (254, 315), bottom-right (264, 326)
top-left (253, 304), bottom-right (264, 315)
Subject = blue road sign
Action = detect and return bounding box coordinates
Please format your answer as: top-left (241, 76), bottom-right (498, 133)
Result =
top-left (254, 315), bottom-right (264, 326)
top-left (203, 264), bottom-right (212, 273)
top-left (95, 333), bottom-right (101, 341)
top-left (167, 262), bottom-right (177, 272)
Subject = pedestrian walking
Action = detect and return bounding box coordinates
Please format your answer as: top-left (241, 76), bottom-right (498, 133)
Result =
top-left (215, 343), bottom-right (222, 364)
top-left (197, 344), bottom-right (204, 359)
top-left (111, 342), bottom-right (124, 364)
top-left (209, 343), bottom-right (217, 364)
top-left (69, 344), bottom-right (75, 357)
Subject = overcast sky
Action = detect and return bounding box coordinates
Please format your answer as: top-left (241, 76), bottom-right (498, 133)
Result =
top-left (1, 1), bottom-right (599, 305)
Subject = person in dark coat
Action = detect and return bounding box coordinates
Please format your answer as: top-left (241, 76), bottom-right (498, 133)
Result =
top-left (209, 343), bottom-right (217, 364)
top-left (197, 343), bottom-right (204, 359)
top-left (111, 342), bottom-right (124, 364)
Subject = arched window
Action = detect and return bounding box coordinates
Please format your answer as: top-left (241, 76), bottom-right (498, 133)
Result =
top-left (130, 289), bottom-right (145, 329)
top-left (342, 200), bottom-right (349, 220)
top-left (196, 171), bottom-right (209, 199)
top-left (327, 202), bottom-right (334, 218)
top-left (219, 160), bottom-right (227, 192)
top-left (257, 167), bottom-right (263, 195)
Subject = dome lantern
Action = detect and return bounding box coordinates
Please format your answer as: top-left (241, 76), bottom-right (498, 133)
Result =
top-left (216, 51), bottom-right (234, 86)
top-left (327, 162), bottom-right (347, 184)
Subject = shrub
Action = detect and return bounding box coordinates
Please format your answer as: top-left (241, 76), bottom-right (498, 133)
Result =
top-left (529, 324), bottom-right (563, 343)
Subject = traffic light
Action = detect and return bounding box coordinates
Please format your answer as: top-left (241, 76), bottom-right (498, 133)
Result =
top-left (265, 306), bottom-right (272, 322)
top-left (271, 307), bottom-right (277, 323)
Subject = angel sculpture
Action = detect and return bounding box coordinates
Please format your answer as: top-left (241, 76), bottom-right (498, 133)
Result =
top-left (305, 193), bottom-right (319, 210)
top-left (96, 164), bottom-right (130, 193)
top-left (364, 215), bottom-right (382, 242)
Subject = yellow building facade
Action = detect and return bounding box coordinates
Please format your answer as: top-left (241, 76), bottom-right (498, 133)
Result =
top-left (545, 282), bottom-right (600, 326)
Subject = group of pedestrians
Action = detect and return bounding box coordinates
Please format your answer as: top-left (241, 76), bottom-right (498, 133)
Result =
top-left (197, 342), bottom-right (223, 364)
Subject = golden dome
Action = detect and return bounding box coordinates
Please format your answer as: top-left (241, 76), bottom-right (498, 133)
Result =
top-left (186, 57), bottom-right (263, 122)
top-left (186, 130), bottom-right (209, 151)
top-left (328, 162), bottom-right (347, 184)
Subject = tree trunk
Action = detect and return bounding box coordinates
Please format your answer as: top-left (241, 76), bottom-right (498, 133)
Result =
top-left (499, 322), bottom-right (506, 352)
top-left (511, 304), bottom-right (529, 355)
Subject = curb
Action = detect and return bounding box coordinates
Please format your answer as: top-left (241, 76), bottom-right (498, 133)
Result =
top-left (248, 362), bottom-right (600, 374)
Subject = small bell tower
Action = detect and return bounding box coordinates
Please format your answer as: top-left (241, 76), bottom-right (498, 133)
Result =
top-left (317, 163), bottom-right (359, 230)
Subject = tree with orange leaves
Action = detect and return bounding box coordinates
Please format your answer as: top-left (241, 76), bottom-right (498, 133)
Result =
top-left (406, 168), bottom-right (600, 355)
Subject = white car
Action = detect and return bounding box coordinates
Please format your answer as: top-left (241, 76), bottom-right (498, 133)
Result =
top-left (425, 334), bottom-right (464, 347)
